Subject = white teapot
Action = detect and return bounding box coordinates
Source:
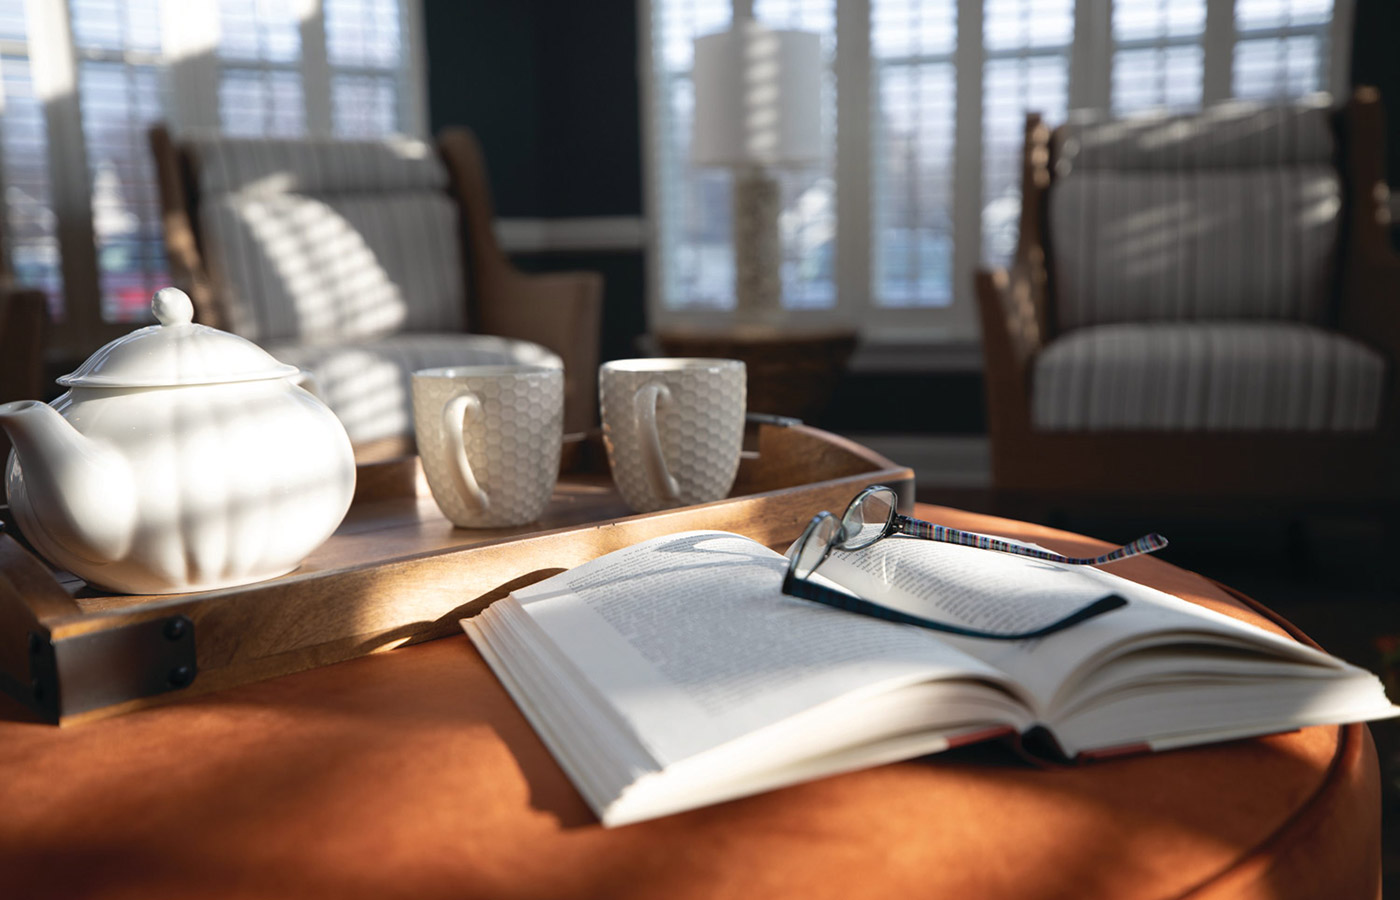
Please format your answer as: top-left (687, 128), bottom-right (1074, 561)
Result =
top-left (0, 288), bottom-right (356, 594)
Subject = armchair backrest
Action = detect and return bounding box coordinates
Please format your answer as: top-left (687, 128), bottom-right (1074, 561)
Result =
top-left (178, 134), bottom-right (467, 344)
top-left (1047, 100), bottom-right (1342, 332)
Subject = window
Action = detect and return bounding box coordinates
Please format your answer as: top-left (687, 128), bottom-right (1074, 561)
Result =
top-left (871, 0), bottom-right (956, 306)
top-left (0, 0), bottom-right (423, 359)
top-left (649, 0), bottom-right (732, 311)
top-left (72, 0), bottom-right (168, 322)
top-left (754, 0), bottom-right (835, 310)
top-left (217, 0), bottom-right (304, 137)
top-left (326, 0), bottom-right (406, 137)
top-left (644, 0), bottom-right (1344, 342)
top-left (982, 0), bottom-right (1072, 266)
top-left (1232, 0), bottom-right (1331, 99)
top-left (1111, 0), bottom-right (1206, 114)
top-left (0, 4), bottom-right (62, 319)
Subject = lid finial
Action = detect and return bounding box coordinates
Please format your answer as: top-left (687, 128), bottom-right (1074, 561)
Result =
top-left (152, 287), bottom-right (195, 326)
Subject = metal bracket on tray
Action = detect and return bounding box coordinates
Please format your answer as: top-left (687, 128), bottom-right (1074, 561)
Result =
top-left (19, 615), bottom-right (197, 723)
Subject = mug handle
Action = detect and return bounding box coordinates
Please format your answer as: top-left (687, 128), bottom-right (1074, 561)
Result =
top-left (442, 390), bottom-right (491, 511)
top-left (635, 382), bottom-right (680, 502)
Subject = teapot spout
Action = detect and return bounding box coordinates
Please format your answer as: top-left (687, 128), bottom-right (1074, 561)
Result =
top-left (0, 399), bottom-right (137, 565)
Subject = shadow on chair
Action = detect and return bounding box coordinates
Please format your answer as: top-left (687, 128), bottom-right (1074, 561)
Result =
top-left (149, 124), bottom-right (602, 462)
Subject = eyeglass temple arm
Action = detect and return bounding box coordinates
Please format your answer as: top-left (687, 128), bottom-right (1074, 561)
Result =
top-left (890, 517), bottom-right (1168, 566)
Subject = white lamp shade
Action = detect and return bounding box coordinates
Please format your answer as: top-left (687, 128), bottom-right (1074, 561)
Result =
top-left (691, 23), bottom-right (823, 168)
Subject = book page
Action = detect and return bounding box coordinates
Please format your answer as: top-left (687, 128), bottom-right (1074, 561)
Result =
top-left (509, 531), bottom-right (1019, 766)
top-left (813, 536), bottom-right (1348, 713)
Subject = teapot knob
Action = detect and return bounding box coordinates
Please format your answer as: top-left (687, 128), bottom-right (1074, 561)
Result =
top-left (152, 287), bottom-right (195, 326)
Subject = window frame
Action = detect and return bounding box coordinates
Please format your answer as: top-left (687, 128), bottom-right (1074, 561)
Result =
top-left (2, 0), bottom-right (426, 361)
top-left (640, 0), bottom-right (1354, 348)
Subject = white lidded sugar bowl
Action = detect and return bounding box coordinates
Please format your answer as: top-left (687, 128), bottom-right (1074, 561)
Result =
top-left (0, 288), bottom-right (356, 594)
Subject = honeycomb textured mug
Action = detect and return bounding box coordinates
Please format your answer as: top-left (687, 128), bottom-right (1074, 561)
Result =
top-left (412, 365), bottom-right (563, 528)
top-left (600, 358), bottom-right (746, 513)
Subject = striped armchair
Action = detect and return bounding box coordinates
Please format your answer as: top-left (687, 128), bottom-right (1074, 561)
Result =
top-left (976, 88), bottom-right (1400, 507)
top-left (150, 126), bottom-right (602, 461)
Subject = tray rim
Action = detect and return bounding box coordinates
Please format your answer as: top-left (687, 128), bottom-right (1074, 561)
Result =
top-left (0, 423), bottom-right (914, 724)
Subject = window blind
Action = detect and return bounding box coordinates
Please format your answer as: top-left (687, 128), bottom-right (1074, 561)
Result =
top-left (217, 0), bottom-right (304, 137)
top-left (753, 0), bottom-right (836, 310)
top-left (71, 0), bottom-right (168, 323)
top-left (0, 51), bottom-right (63, 318)
top-left (325, 0), bottom-right (404, 137)
top-left (651, 0), bottom-right (733, 311)
top-left (1232, 0), bottom-right (1331, 100)
top-left (0, 0), bottom-right (421, 352)
top-left (982, 0), bottom-right (1072, 266)
top-left (871, 0), bottom-right (957, 308)
top-left (1111, 0), bottom-right (1205, 114)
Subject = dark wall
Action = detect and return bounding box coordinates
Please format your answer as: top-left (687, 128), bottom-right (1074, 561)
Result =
top-left (535, 2), bottom-right (643, 218)
top-left (424, 1), bottom-right (544, 217)
top-left (423, 0), bottom-right (642, 219)
top-left (423, 0), bottom-right (647, 362)
top-left (1351, 0), bottom-right (1400, 248)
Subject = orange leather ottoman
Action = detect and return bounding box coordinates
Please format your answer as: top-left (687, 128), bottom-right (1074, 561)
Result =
top-left (0, 506), bottom-right (1381, 900)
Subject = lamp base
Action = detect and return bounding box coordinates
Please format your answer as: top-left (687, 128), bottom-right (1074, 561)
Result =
top-left (732, 170), bottom-right (782, 322)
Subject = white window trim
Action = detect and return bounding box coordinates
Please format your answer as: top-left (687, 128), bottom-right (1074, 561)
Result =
top-left (8, 0), bottom-right (427, 360)
top-left (641, 0), bottom-right (1351, 348)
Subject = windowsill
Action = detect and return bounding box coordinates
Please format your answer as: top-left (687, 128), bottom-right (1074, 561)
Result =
top-left (847, 337), bottom-right (984, 374)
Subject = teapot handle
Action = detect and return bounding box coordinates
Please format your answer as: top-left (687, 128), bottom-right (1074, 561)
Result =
top-left (442, 391), bottom-right (490, 512)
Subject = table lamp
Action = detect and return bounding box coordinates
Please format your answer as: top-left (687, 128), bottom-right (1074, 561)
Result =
top-left (692, 22), bottom-right (822, 322)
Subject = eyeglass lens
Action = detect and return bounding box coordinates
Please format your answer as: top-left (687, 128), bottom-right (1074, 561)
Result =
top-left (838, 486), bottom-right (896, 551)
top-left (793, 514), bottom-right (841, 580)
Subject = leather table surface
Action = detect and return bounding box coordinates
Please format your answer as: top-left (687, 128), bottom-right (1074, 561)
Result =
top-left (0, 505), bottom-right (1381, 899)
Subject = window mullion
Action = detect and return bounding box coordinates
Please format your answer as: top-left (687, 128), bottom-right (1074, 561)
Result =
top-left (398, 0), bottom-right (426, 136)
top-left (24, 0), bottom-right (103, 358)
top-left (1202, 0), bottom-right (1234, 104)
top-left (1329, 0), bottom-right (1352, 98)
top-left (1069, 0), bottom-right (1110, 110)
top-left (298, 0), bottom-right (331, 134)
top-left (950, 0), bottom-right (983, 315)
top-left (160, 0), bottom-right (220, 130)
top-left (834, 0), bottom-right (869, 324)
top-left (638, 0), bottom-right (665, 329)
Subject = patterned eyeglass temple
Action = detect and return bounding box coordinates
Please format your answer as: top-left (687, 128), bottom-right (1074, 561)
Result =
top-left (891, 518), bottom-right (1169, 566)
top-left (834, 484), bottom-right (1168, 566)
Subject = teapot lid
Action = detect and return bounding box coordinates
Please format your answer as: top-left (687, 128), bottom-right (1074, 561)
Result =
top-left (57, 288), bottom-right (300, 388)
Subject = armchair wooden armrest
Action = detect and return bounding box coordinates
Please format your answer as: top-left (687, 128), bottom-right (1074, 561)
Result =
top-left (149, 124), bottom-right (221, 329)
top-left (1338, 88), bottom-right (1400, 370)
top-left (0, 287), bottom-right (48, 405)
top-left (976, 258), bottom-right (1046, 437)
top-left (477, 267), bottom-right (604, 435)
top-left (978, 111), bottom-right (1057, 445)
top-left (0, 286), bottom-right (49, 461)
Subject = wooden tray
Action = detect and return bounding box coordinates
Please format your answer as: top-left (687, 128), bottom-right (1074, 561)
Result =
top-left (0, 423), bottom-right (912, 725)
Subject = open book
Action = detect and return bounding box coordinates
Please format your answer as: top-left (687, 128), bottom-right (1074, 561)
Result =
top-left (462, 530), bottom-right (1397, 827)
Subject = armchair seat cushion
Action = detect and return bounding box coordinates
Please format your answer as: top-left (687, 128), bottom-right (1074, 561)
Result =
top-left (1031, 322), bottom-right (1385, 432)
top-left (264, 333), bottom-right (561, 446)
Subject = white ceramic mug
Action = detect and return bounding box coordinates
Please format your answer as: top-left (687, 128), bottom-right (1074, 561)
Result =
top-left (600, 358), bottom-right (746, 513)
top-left (412, 365), bottom-right (563, 528)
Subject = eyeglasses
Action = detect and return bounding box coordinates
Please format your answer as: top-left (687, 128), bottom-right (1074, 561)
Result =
top-left (781, 485), bottom-right (1168, 640)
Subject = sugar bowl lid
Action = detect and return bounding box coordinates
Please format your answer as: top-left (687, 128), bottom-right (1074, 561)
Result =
top-left (57, 288), bottom-right (300, 388)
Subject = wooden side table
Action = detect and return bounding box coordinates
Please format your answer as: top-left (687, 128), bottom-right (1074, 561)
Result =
top-left (654, 325), bottom-right (858, 424)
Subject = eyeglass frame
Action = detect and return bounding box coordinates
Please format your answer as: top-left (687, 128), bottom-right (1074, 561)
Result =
top-left (780, 485), bottom-right (1168, 641)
